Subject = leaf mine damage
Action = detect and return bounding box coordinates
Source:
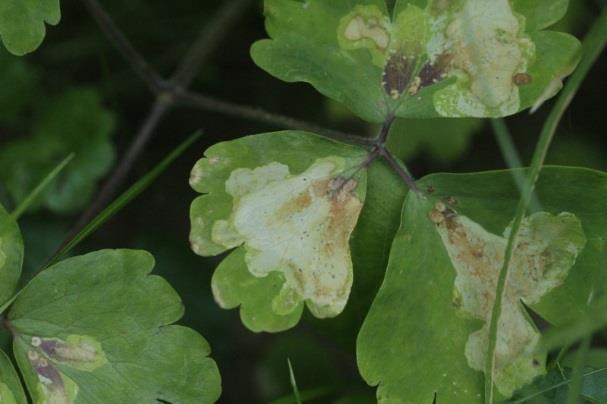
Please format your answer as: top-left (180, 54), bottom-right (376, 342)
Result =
top-left (27, 349), bottom-right (78, 404)
top-left (212, 157), bottom-right (364, 318)
top-left (23, 334), bottom-right (107, 403)
top-left (337, 0), bottom-right (535, 117)
top-left (429, 202), bottom-right (586, 395)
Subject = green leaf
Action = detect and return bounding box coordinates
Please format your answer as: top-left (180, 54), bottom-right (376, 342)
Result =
top-left (540, 294), bottom-right (607, 352)
top-left (251, 0), bottom-right (581, 122)
top-left (0, 0), bottom-right (61, 55)
top-left (0, 349), bottom-right (27, 403)
top-left (357, 167), bottom-right (607, 403)
top-left (510, 0), bottom-right (569, 31)
top-left (190, 131), bottom-right (369, 332)
top-left (310, 158), bottom-right (407, 348)
top-left (7, 249), bottom-right (221, 403)
top-left (0, 88), bottom-right (116, 214)
top-left (0, 203), bottom-right (23, 307)
top-left (387, 117), bottom-right (483, 163)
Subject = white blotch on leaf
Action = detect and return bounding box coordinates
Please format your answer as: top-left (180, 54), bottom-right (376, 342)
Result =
top-left (212, 157), bottom-right (364, 318)
top-left (338, 6), bottom-right (392, 66)
top-left (432, 0), bottom-right (534, 117)
top-left (430, 203), bottom-right (586, 396)
top-left (335, 1), bottom-right (536, 116)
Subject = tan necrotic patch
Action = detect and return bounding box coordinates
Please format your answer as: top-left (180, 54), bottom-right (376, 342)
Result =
top-left (212, 157), bottom-right (364, 318)
top-left (431, 0), bottom-right (535, 117)
top-left (429, 202), bottom-right (586, 395)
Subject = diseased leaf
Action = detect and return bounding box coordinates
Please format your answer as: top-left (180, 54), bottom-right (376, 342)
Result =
top-left (357, 167), bottom-right (607, 403)
top-left (0, 203), bottom-right (23, 307)
top-left (0, 349), bottom-right (27, 404)
top-left (0, 0), bottom-right (61, 55)
top-left (190, 131), bottom-right (369, 331)
top-left (7, 249), bottom-right (221, 403)
top-left (309, 158), bottom-right (407, 350)
top-left (0, 88), bottom-right (116, 214)
top-left (252, 0), bottom-right (581, 122)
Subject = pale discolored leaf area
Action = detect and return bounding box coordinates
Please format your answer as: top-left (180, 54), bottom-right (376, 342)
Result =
top-left (7, 249), bottom-right (221, 404)
top-left (358, 167), bottom-right (607, 403)
top-left (0, 0), bottom-right (61, 55)
top-left (0, 203), bottom-right (23, 307)
top-left (189, 132), bottom-right (370, 332)
top-left (0, 349), bottom-right (27, 403)
top-left (252, 0), bottom-right (581, 122)
top-left (430, 206), bottom-right (585, 396)
top-left (0, 88), bottom-right (116, 215)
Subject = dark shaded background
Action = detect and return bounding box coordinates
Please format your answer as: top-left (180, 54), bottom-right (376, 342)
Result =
top-left (0, 0), bottom-right (606, 402)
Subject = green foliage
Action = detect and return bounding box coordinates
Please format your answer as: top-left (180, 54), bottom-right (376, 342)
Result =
top-left (252, 0), bottom-right (581, 122)
top-left (357, 167), bottom-right (607, 403)
top-left (0, 203), bottom-right (23, 306)
top-left (9, 249), bottom-right (221, 403)
top-left (0, 206), bottom-right (221, 403)
top-left (0, 88), bottom-right (115, 214)
top-left (506, 366), bottom-right (607, 403)
top-left (0, 0), bottom-right (61, 55)
top-left (0, 344), bottom-right (27, 403)
top-left (190, 131), bottom-right (369, 331)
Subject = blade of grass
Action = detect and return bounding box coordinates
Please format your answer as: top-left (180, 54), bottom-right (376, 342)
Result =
top-left (509, 368), bottom-right (607, 403)
top-left (45, 132), bottom-right (202, 268)
top-left (490, 119), bottom-right (542, 212)
top-left (288, 359), bottom-right (302, 404)
top-left (10, 154), bottom-right (75, 220)
top-left (566, 337), bottom-right (591, 404)
top-left (484, 9), bottom-right (607, 403)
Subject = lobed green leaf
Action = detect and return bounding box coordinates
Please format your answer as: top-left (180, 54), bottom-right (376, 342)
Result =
top-left (190, 131), bottom-right (370, 331)
top-left (0, 0), bottom-right (61, 55)
top-left (252, 0), bottom-right (581, 122)
top-left (358, 167), bottom-right (607, 403)
top-left (8, 249), bottom-right (221, 403)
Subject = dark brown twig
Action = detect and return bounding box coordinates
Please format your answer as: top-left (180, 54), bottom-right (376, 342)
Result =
top-left (169, 0), bottom-right (252, 88)
top-left (69, 0), bottom-right (255, 236)
top-left (378, 147), bottom-right (420, 192)
top-left (80, 0), bottom-right (166, 93)
top-left (175, 90), bottom-right (373, 146)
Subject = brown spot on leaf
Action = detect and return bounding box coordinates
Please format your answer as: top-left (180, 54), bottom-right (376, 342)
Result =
top-left (383, 52), bottom-right (414, 99)
top-left (419, 53), bottom-right (453, 89)
top-left (513, 73), bottom-right (532, 86)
